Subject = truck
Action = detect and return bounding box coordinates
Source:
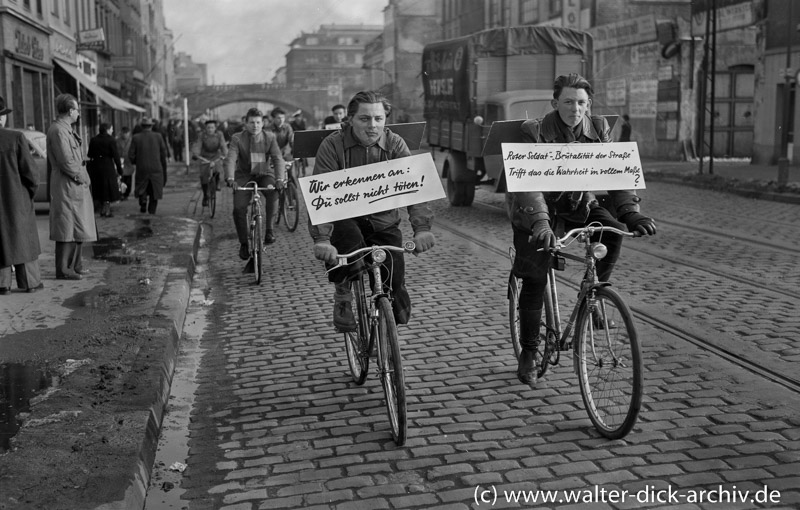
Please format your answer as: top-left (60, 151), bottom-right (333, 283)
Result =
top-left (422, 26), bottom-right (593, 206)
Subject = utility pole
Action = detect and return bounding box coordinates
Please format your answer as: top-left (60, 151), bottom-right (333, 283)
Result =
top-left (777, 1), bottom-right (794, 186)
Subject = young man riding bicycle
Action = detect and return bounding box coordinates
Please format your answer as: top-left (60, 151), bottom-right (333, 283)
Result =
top-left (225, 108), bottom-right (285, 269)
top-left (192, 119), bottom-right (228, 206)
top-left (310, 90), bottom-right (435, 331)
top-left (507, 73), bottom-right (657, 386)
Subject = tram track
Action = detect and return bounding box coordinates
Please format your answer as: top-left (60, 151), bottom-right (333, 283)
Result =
top-left (434, 210), bottom-right (800, 396)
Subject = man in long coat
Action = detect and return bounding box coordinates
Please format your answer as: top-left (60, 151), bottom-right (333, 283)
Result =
top-left (47, 93), bottom-right (96, 281)
top-left (128, 117), bottom-right (168, 214)
top-left (0, 95), bottom-right (43, 293)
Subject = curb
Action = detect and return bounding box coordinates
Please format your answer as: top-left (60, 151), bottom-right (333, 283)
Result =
top-left (91, 220), bottom-right (203, 510)
top-left (645, 173), bottom-right (800, 205)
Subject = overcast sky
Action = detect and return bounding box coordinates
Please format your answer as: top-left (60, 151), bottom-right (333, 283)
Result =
top-left (163, 0), bottom-right (387, 85)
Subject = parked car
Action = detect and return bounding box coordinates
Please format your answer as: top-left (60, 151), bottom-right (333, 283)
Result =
top-left (10, 128), bottom-right (48, 204)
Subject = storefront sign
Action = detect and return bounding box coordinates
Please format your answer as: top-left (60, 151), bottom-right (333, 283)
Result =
top-left (629, 101), bottom-right (657, 118)
top-left (14, 29), bottom-right (45, 61)
top-left (77, 28), bottom-right (105, 50)
top-left (300, 153), bottom-right (445, 225)
top-left (591, 14), bottom-right (657, 51)
top-left (502, 142), bottom-right (645, 192)
top-left (691, 2), bottom-right (753, 35)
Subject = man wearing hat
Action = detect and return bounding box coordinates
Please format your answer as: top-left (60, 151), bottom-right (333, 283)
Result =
top-left (128, 117), bottom-right (168, 214)
top-left (191, 119), bottom-right (227, 206)
top-left (47, 93), bottom-right (97, 280)
top-left (0, 95), bottom-right (43, 293)
top-left (289, 110), bottom-right (306, 133)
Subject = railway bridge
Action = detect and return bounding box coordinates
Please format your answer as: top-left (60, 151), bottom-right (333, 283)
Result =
top-left (182, 83), bottom-right (329, 121)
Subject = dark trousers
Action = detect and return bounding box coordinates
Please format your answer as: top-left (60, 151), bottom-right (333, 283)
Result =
top-left (232, 175), bottom-right (277, 245)
top-left (327, 217), bottom-right (411, 324)
top-left (512, 205), bottom-right (625, 312)
top-left (138, 182), bottom-right (158, 214)
top-left (0, 260), bottom-right (42, 289)
top-left (55, 241), bottom-right (84, 277)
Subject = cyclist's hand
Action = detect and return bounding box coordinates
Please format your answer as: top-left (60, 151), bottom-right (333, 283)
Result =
top-left (226, 178), bottom-right (235, 188)
top-left (529, 219), bottom-right (556, 250)
top-left (275, 179), bottom-right (286, 190)
top-left (622, 212), bottom-right (657, 236)
top-left (412, 231), bottom-right (435, 253)
top-left (313, 241), bottom-right (339, 265)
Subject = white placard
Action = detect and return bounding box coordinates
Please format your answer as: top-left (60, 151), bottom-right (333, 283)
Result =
top-left (300, 153), bottom-right (445, 225)
top-left (502, 142), bottom-right (645, 192)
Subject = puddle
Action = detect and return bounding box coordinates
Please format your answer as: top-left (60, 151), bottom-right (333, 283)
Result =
top-left (92, 219), bottom-right (153, 264)
top-left (0, 363), bottom-right (53, 452)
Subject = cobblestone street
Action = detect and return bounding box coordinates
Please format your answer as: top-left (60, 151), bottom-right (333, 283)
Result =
top-left (155, 178), bottom-right (800, 510)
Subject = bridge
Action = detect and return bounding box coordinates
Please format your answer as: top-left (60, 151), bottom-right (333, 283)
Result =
top-left (182, 83), bottom-right (330, 121)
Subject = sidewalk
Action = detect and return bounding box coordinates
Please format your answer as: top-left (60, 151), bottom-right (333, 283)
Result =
top-left (643, 157), bottom-right (800, 204)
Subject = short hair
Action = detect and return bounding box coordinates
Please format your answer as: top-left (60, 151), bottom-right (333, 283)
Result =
top-left (331, 104), bottom-right (346, 113)
top-left (55, 94), bottom-right (78, 115)
top-left (346, 91), bottom-right (391, 119)
top-left (245, 108), bottom-right (263, 121)
top-left (99, 122), bottom-right (111, 134)
top-left (271, 107), bottom-right (286, 117)
top-left (121, 126), bottom-right (131, 133)
top-left (205, 119), bottom-right (217, 125)
top-left (553, 73), bottom-right (594, 100)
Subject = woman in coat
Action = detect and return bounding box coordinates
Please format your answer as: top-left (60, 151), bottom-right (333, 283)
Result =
top-left (88, 123), bottom-right (123, 217)
top-left (47, 93), bottom-right (96, 280)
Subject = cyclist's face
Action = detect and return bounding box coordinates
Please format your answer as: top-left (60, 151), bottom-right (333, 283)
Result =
top-left (351, 102), bottom-right (386, 147)
top-left (552, 87), bottom-right (591, 128)
top-left (205, 123), bottom-right (216, 134)
top-left (333, 108), bottom-right (346, 122)
top-left (246, 115), bottom-right (263, 135)
top-left (272, 114), bottom-right (285, 127)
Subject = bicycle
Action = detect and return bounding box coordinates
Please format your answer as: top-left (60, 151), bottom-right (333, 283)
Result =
top-left (327, 241), bottom-right (416, 445)
top-left (234, 182), bottom-right (274, 285)
top-left (197, 155), bottom-right (223, 218)
top-left (275, 160), bottom-right (300, 232)
top-left (508, 224), bottom-right (643, 439)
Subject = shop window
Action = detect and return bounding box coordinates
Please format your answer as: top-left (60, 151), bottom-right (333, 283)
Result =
top-left (520, 0), bottom-right (539, 24)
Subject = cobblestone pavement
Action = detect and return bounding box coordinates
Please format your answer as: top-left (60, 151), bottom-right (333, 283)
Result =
top-left (167, 180), bottom-right (800, 510)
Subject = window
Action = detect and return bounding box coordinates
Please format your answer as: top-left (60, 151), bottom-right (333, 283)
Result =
top-left (64, 0), bottom-right (71, 26)
top-left (520, 0), bottom-right (539, 24)
top-left (489, 0), bottom-right (504, 27)
top-left (52, 0), bottom-right (59, 18)
top-left (306, 37), bottom-right (318, 46)
top-left (23, 0), bottom-right (31, 9)
top-left (36, 0), bottom-right (42, 16)
top-left (549, 0), bottom-right (562, 16)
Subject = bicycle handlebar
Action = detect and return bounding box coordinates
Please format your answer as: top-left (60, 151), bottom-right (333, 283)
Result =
top-left (235, 182), bottom-right (275, 192)
top-left (326, 242), bottom-right (416, 273)
top-left (558, 225), bottom-right (638, 245)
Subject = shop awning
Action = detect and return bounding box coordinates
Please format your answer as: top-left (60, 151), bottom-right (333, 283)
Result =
top-left (55, 61), bottom-right (142, 113)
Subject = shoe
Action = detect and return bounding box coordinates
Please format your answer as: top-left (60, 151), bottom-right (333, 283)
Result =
top-left (140, 203), bottom-right (147, 213)
top-left (75, 269), bottom-right (91, 275)
top-left (56, 273), bottom-right (82, 281)
top-left (333, 301), bottom-right (357, 332)
top-left (242, 258), bottom-right (254, 274)
top-left (264, 231), bottom-right (276, 244)
top-left (517, 348), bottom-right (539, 386)
top-left (25, 283), bottom-right (44, 293)
top-left (238, 243), bottom-right (250, 260)
top-left (0, 287), bottom-right (9, 295)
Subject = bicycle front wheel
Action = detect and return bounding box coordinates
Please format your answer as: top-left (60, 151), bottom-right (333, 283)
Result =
top-left (507, 273), bottom-right (522, 360)
top-left (252, 214), bottom-right (264, 285)
top-left (208, 175), bottom-right (218, 218)
top-left (343, 275), bottom-right (371, 385)
top-left (283, 181), bottom-right (300, 232)
top-left (575, 286), bottom-right (642, 439)
top-left (377, 297), bottom-right (407, 445)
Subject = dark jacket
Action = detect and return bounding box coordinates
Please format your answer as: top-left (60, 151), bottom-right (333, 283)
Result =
top-left (128, 128), bottom-right (168, 199)
top-left (309, 125), bottom-right (434, 242)
top-left (224, 129), bottom-right (285, 183)
top-left (506, 110), bottom-right (641, 232)
top-left (88, 132), bottom-right (123, 202)
top-left (0, 128), bottom-right (41, 266)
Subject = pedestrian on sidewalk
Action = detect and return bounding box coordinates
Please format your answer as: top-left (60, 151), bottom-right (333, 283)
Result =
top-left (507, 74), bottom-right (656, 386)
top-left (47, 93), bottom-right (96, 281)
top-left (116, 126), bottom-right (134, 200)
top-left (128, 117), bottom-right (168, 214)
top-left (0, 95), bottom-right (43, 293)
top-left (88, 123), bottom-right (123, 217)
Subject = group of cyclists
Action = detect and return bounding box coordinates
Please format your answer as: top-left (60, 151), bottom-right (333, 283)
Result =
top-left (190, 74), bottom-right (657, 388)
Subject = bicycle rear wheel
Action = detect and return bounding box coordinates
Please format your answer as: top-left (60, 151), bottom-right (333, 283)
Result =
top-left (575, 286), bottom-right (642, 439)
top-left (283, 180), bottom-right (300, 232)
top-left (376, 297), bottom-right (406, 445)
top-left (252, 214), bottom-right (264, 285)
top-left (343, 275), bottom-right (371, 385)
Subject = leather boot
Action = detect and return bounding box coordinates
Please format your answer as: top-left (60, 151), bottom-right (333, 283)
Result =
top-left (201, 184), bottom-right (209, 206)
top-left (517, 308), bottom-right (542, 386)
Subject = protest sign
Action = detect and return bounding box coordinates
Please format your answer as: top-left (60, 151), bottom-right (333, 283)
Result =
top-left (502, 141), bottom-right (645, 192)
top-left (300, 153), bottom-right (445, 225)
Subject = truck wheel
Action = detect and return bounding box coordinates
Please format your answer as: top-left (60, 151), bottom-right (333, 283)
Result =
top-left (446, 172), bottom-right (475, 206)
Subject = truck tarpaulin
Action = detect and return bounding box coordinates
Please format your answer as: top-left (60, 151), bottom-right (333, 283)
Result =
top-left (422, 35), bottom-right (471, 120)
